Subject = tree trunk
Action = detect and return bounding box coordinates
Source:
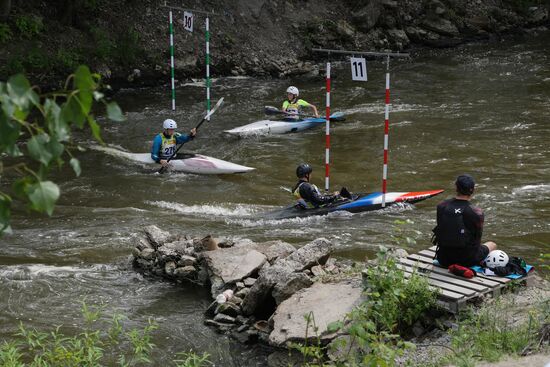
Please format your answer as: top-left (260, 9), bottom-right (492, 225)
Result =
top-left (0, 0), bottom-right (12, 22)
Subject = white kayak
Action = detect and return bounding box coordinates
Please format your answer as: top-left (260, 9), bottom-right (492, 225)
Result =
top-left (224, 112), bottom-right (345, 136)
top-left (91, 145), bottom-right (255, 175)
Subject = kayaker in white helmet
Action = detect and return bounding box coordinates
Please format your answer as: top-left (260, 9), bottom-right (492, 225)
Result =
top-left (151, 119), bottom-right (197, 168)
top-left (281, 86), bottom-right (319, 121)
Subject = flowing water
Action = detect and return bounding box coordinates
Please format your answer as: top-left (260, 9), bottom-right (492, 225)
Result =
top-left (1, 34), bottom-right (549, 364)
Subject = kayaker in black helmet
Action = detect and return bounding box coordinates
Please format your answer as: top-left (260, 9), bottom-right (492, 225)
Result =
top-left (292, 163), bottom-right (351, 208)
top-left (433, 174), bottom-right (498, 267)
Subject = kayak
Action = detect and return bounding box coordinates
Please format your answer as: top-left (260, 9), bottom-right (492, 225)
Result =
top-left (91, 145), bottom-right (255, 175)
top-left (265, 190), bottom-right (444, 219)
top-left (224, 112), bottom-right (345, 136)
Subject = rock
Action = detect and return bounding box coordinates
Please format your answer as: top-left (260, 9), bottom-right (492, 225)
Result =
top-left (216, 302), bottom-right (241, 318)
top-left (269, 280), bottom-right (364, 346)
top-left (388, 248), bottom-right (409, 259)
top-left (201, 235), bottom-right (220, 251)
top-left (351, 1), bottom-right (382, 32)
top-left (412, 321), bottom-right (424, 337)
top-left (260, 241), bottom-right (296, 263)
top-left (235, 287), bottom-right (250, 299)
top-left (164, 261), bottom-right (176, 275)
top-left (140, 248), bottom-right (155, 261)
top-left (173, 265), bottom-right (196, 279)
top-left (177, 255), bottom-right (196, 267)
top-left (202, 246), bottom-right (267, 297)
top-left (325, 264), bottom-right (339, 274)
top-left (134, 258), bottom-right (153, 270)
top-left (336, 20), bottom-right (354, 39)
top-left (267, 350), bottom-right (303, 367)
top-left (381, 0), bottom-right (397, 8)
top-left (214, 313), bottom-right (236, 324)
top-left (231, 330), bottom-right (254, 344)
top-left (143, 225), bottom-right (170, 249)
top-left (230, 296), bottom-right (243, 306)
top-left (132, 247), bottom-right (141, 258)
top-left (204, 319), bottom-right (234, 333)
top-left (134, 235), bottom-right (153, 251)
top-left (272, 272), bottom-right (313, 304)
top-left (205, 301), bottom-right (218, 317)
top-left (311, 265), bottom-right (325, 277)
top-left (236, 282), bottom-right (245, 289)
top-left (164, 240), bottom-right (191, 255)
top-left (235, 315), bottom-right (248, 325)
top-left (528, 6), bottom-right (548, 24)
top-left (387, 29), bottom-right (410, 48)
top-left (254, 320), bottom-right (270, 333)
top-left (157, 246), bottom-right (178, 264)
top-left (280, 238), bottom-right (333, 271)
top-left (422, 18), bottom-right (459, 37)
top-left (243, 277), bottom-right (257, 287)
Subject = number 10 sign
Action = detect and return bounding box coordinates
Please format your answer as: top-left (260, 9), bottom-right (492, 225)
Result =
top-left (350, 57), bottom-right (368, 81)
top-left (183, 11), bottom-right (193, 32)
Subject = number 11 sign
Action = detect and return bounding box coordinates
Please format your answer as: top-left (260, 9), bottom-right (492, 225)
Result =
top-left (350, 57), bottom-right (368, 81)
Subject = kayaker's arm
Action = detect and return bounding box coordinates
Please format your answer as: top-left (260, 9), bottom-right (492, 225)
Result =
top-left (300, 183), bottom-right (338, 206)
top-left (151, 135), bottom-right (162, 163)
top-left (309, 104), bottom-right (319, 118)
top-left (175, 129), bottom-right (196, 144)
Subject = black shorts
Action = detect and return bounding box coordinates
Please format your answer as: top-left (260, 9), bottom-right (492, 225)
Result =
top-left (437, 244), bottom-right (490, 268)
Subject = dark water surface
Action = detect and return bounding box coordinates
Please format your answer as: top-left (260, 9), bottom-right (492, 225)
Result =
top-left (1, 34), bottom-right (549, 365)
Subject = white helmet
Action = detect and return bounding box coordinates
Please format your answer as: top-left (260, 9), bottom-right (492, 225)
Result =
top-left (286, 86), bottom-right (299, 96)
top-left (484, 250), bottom-right (509, 268)
top-left (163, 119), bottom-right (177, 129)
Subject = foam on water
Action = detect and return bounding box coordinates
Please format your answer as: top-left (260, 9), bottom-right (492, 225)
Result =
top-left (146, 200), bottom-right (262, 217)
top-left (512, 184), bottom-right (550, 195)
top-left (0, 264), bottom-right (117, 281)
top-left (343, 103), bottom-right (424, 115)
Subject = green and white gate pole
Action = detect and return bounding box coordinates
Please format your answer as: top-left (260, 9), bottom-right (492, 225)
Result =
top-left (169, 10), bottom-right (176, 111)
top-left (205, 16), bottom-right (210, 120)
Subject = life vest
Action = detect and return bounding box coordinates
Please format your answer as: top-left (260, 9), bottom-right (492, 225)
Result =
top-left (158, 133), bottom-right (177, 159)
top-left (283, 99), bottom-right (301, 120)
top-left (292, 181), bottom-right (319, 208)
top-left (433, 201), bottom-right (473, 249)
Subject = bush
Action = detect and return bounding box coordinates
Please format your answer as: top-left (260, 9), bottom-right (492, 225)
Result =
top-left (115, 28), bottom-right (141, 66)
top-left (0, 22), bottom-right (12, 43)
top-left (14, 14), bottom-right (44, 39)
top-left (90, 26), bottom-right (114, 60)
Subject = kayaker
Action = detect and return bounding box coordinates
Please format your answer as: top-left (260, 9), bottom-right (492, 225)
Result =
top-left (151, 119), bottom-right (197, 168)
top-left (433, 174), bottom-right (498, 267)
top-left (292, 163), bottom-right (351, 208)
top-left (282, 86), bottom-right (319, 121)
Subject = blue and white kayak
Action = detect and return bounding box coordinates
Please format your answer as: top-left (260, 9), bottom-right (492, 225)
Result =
top-left (265, 190), bottom-right (444, 219)
top-left (224, 112), bottom-right (345, 136)
top-left (90, 145), bottom-right (255, 175)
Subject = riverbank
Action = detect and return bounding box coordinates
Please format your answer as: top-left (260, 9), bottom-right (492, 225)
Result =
top-left (0, 0), bottom-right (548, 89)
top-left (131, 225), bottom-right (549, 366)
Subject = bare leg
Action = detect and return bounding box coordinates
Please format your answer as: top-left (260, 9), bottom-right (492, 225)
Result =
top-left (483, 241), bottom-right (497, 252)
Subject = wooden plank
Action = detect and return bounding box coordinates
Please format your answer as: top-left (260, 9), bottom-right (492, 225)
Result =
top-left (407, 253), bottom-right (511, 284)
top-left (398, 258), bottom-right (502, 288)
top-left (402, 270), bottom-right (477, 296)
top-left (429, 245), bottom-right (437, 251)
top-left (402, 271), bottom-right (465, 300)
top-left (419, 249), bottom-right (436, 257)
top-left (397, 263), bottom-right (489, 292)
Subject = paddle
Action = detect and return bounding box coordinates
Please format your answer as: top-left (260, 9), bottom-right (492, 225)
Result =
top-left (264, 106), bottom-right (345, 121)
top-left (158, 98), bottom-right (225, 174)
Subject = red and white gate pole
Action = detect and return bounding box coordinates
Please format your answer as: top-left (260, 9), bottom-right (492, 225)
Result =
top-left (325, 62), bottom-right (331, 192)
top-left (382, 56), bottom-right (390, 207)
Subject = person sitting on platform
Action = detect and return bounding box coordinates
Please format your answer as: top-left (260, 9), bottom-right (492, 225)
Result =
top-left (292, 163), bottom-right (351, 209)
top-left (433, 174), bottom-right (497, 267)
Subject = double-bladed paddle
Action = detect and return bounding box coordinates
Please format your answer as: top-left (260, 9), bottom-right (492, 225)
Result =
top-left (264, 105), bottom-right (345, 121)
top-left (158, 97), bottom-right (225, 174)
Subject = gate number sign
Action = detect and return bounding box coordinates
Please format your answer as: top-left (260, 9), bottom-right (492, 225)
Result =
top-left (350, 57), bottom-right (368, 81)
top-left (183, 11), bottom-right (193, 32)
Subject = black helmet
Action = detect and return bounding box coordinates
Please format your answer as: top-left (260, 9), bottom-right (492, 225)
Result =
top-left (455, 174), bottom-right (475, 195)
top-left (296, 163), bottom-right (312, 178)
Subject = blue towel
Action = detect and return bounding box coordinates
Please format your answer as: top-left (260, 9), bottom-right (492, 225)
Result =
top-left (432, 260), bottom-right (533, 279)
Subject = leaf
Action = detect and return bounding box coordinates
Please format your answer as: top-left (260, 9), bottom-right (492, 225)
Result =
top-left (6, 74), bottom-right (32, 109)
top-left (70, 158), bottom-right (81, 177)
top-left (327, 321), bottom-right (344, 333)
top-left (0, 111), bottom-right (21, 154)
top-left (12, 177), bottom-right (33, 199)
top-left (87, 115), bottom-right (102, 143)
top-left (27, 181), bottom-right (60, 216)
top-left (61, 95), bottom-right (86, 128)
top-left (74, 65), bottom-right (94, 115)
top-left (44, 99), bottom-right (70, 141)
top-left (27, 134), bottom-right (53, 166)
top-left (0, 194), bottom-right (12, 235)
top-left (106, 102), bottom-right (124, 122)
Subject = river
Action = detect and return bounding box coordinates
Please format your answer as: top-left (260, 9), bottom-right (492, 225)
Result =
top-left (1, 33), bottom-right (549, 365)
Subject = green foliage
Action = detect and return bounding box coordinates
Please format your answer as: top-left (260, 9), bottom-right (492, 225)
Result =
top-left (0, 22), bottom-right (12, 44)
top-left (14, 15), bottom-right (44, 39)
top-left (55, 49), bottom-right (83, 72)
top-left (90, 26), bottom-right (114, 61)
top-left (0, 66), bottom-right (125, 235)
top-left (291, 250), bottom-right (438, 366)
top-left (116, 28), bottom-right (141, 67)
top-left (0, 302), bottom-right (213, 366)
top-left (5, 58), bottom-right (25, 75)
top-left (441, 298), bottom-right (548, 367)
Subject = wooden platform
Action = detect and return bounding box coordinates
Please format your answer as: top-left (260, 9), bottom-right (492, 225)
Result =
top-left (397, 246), bottom-right (533, 313)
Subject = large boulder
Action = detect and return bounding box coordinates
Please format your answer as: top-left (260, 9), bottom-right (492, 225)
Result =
top-left (143, 225), bottom-right (171, 249)
top-left (202, 245), bottom-right (267, 297)
top-left (269, 279), bottom-right (364, 346)
top-left (258, 241), bottom-right (296, 263)
top-left (281, 238), bottom-right (333, 271)
top-left (351, 0), bottom-right (382, 32)
top-left (422, 18), bottom-right (460, 37)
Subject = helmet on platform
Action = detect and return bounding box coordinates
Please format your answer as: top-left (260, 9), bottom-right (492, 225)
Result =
top-left (296, 163), bottom-right (312, 178)
top-left (286, 86), bottom-right (299, 96)
top-left (484, 250), bottom-right (509, 268)
top-left (163, 119), bottom-right (177, 129)
top-left (455, 174), bottom-right (475, 195)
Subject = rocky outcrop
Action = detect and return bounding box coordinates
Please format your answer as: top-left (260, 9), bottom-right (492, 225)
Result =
top-left (269, 279), bottom-right (364, 346)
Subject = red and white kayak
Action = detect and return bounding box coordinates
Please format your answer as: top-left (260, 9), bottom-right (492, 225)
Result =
top-left (91, 146), bottom-right (255, 175)
top-left (266, 190), bottom-right (444, 219)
